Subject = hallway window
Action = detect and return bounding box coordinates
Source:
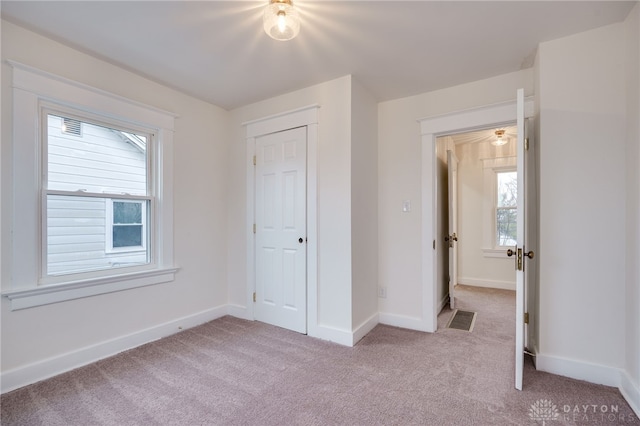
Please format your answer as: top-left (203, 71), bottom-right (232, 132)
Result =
top-left (496, 171), bottom-right (517, 246)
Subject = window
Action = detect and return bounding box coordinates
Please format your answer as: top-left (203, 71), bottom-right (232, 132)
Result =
top-left (496, 171), bottom-right (517, 247)
top-left (45, 112), bottom-right (152, 276)
top-left (6, 62), bottom-right (177, 310)
top-left (110, 200), bottom-right (147, 251)
top-left (481, 157), bottom-right (517, 257)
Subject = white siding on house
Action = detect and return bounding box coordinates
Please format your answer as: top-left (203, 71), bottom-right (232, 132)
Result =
top-left (48, 115), bottom-right (147, 195)
top-left (46, 115), bottom-right (149, 275)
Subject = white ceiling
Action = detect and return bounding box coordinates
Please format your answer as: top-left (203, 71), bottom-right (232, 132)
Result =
top-left (2, 1), bottom-right (636, 110)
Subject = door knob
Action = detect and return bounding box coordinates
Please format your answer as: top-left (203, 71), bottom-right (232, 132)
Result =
top-left (298, 237), bottom-right (304, 244)
top-left (507, 249), bottom-right (515, 257)
top-left (524, 250), bottom-right (534, 259)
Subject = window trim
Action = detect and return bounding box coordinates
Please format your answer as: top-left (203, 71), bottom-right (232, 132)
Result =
top-left (481, 157), bottom-right (516, 258)
top-left (4, 61), bottom-right (178, 310)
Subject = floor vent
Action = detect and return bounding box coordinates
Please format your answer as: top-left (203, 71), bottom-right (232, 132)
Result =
top-left (447, 309), bottom-right (477, 332)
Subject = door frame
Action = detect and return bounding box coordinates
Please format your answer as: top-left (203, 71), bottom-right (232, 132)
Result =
top-left (418, 98), bottom-right (534, 332)
top-left (243, 105), bottom-right (319, 334)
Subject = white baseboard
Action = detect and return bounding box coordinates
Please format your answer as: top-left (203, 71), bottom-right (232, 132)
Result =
top-left (352, 313), bottom-right (379, 345)
top-left (308, 323), bottom-right (355, 347)
top-left (620, 370), bottom-right (640, 418)
top-left (458, 276), bottom-right (515, 291)
top-left (437, 294), bottom-right (449, 314)
top-left (379, 312), bottom-right (432, 333)
top-left (536, 353), bottom-right (621, 387)
top-left (227, 303), bottom-right (252, 320)
top-left (1, 305), bottom-right (228, 394)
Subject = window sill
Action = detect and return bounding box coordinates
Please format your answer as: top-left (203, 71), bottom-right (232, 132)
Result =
top-left (2, 267), bottom-right (179, 311)
top-left (482, 248), bottom-right (511, 258)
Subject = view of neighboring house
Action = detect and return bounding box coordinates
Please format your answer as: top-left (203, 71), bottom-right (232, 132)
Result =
top-left (46, 114), bottom-right (149, 275)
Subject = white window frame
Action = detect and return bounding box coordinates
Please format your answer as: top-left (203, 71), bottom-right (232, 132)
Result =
top-left (481, 157), bottom-right (517, 258)
top-left (4, 61), bottom-right (178, 310)
top-left (106, 199), bottom-right (148, 254)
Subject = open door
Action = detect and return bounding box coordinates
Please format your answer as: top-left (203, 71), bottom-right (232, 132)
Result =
top-left (447, 150), bottom-right (459, 309)
top-left (512, 88), bottom-right (533, 390)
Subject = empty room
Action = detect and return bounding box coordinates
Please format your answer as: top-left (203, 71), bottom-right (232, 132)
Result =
top-left (1, 1), bottom-right (639, 424)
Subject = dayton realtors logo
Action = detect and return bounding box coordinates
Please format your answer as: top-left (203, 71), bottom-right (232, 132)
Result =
top-left (529, 399), bottom-right (560, 425)
top-left (529, 399), bottom-right (637, 424)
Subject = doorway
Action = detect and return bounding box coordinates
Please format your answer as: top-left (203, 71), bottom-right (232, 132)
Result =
top-left (438, 125), bottom-right (519, 312)
top-left (419, 93), bottom-right (537, 390)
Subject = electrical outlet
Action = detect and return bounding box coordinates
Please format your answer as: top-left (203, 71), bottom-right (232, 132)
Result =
top-left (378, 286), bottom-right (387, 298)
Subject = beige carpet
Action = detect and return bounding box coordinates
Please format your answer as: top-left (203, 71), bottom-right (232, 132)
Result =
top-left (1, 285), bottom-right (637, 425)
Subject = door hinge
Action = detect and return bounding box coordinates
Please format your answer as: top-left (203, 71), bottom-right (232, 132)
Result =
top-left (525, 138), bottom-right (529, 151)
top-left (253, 155), bottom-right (256, 166)
top-left (253, 224), bottom-right (256, 234)
top-left (253, 292), bottom-right (256, 303)
top-left (524, 312), bottom-right (529, 324)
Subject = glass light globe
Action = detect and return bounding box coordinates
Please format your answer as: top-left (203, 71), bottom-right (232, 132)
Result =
top-left (263, 0), bottom-right (300, 41)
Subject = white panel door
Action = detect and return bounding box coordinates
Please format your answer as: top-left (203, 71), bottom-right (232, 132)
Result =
top-left (255, 127), bottom-right (307, 334)
top-left (447, 149), bottom-right (459, 310)
top-left (514, 88), bottom-right (531, 390)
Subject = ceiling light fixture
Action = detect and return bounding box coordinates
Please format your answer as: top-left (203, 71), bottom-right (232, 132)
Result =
top-left (263, 0), bottom-right (300, 41)
top-left (492, 129), bottom-right (508, 146)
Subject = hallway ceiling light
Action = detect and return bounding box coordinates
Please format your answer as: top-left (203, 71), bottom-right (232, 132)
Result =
top-left (492, 129), bottom-right (509, 146)
top-left (263, 0), bottom-right (300, 41)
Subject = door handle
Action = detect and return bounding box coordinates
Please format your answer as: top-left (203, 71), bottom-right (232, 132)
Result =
top-left (507, 249), bottom-right (515, 257)
top-left (298, 237), bottom-right (304, 244)
top-left (445, 233), bottom-right (458, 248)
top-left (524, 250), bottom-right (534, 259)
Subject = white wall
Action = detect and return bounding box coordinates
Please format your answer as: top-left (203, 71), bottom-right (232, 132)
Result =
top-left (536, 22), bottom-right (626, 381)
top-left (377, 69), bottom-right (534, 328)
top-left (455, 140), bottom-right (516, 290)
top-left (624, 3), bottom-right (640, 412)
top-left (350, 78), bottom-right (379, 332)
top-left (227, 76), bottom-right (354, 336)
top-left (1, 21), bottom-right (230, 382)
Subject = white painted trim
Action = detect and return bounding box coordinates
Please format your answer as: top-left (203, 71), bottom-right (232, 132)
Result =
top-left (379, 313), bottom-right (431, 332)
top-left (536, 353), bottom-right (621, 387)
top-left (3, 268), bottom-right (179, 310)
top-left (244, 104), bottom-right (320, 138)
top-left (418, 98), bottom-right (534, 135)
top-left (310, 324), bottom-right (354, 347)
top-left (418, 96), bottom-right (535, 341)
top-left (620, 371), bottom-right (640, 417)
top-left (306, 123), bottom-right (319, 338)
top-left (227, 304), bottom-right (252, 321)
top-left (7, 62), bottom-right (176, 305)
top-left (8, 61), bottom-right (178, 128)
top-left (437, 293), bottom-right (449, 315)
top-left (352, 313), bottom-right (379, 345)
top-left (0, 305), bottom-right (227, 394)
top-left (244, 106), bottom-right (319, 337)
top-left (458, 277), bottom-right (516, 291)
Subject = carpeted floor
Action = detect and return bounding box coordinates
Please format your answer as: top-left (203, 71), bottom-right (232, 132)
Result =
top-left (1, 285), bottom-right (637, 425)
